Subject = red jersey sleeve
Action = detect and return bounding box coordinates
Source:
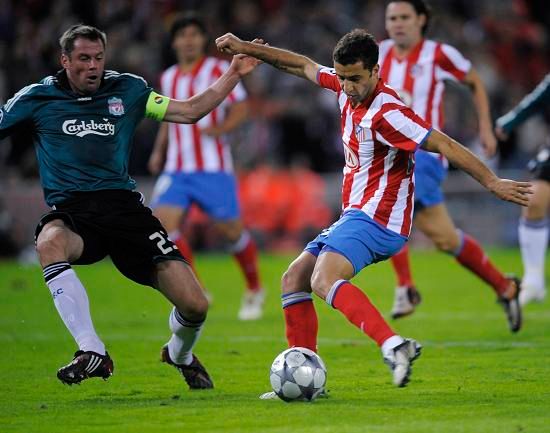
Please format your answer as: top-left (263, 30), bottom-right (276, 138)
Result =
top-left (373, 103), bottom-right (432, 152)
top-left (316, 67), bottom-right (341, 92)
top-left (435, 43), bottom-right (471, 82)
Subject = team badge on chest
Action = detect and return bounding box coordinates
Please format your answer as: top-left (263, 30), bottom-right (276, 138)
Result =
top-left (107, 97), bottom-right (125, 116)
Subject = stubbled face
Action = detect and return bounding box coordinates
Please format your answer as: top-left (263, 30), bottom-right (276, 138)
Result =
top-left (385, 1), bottom-right (425, 49)
top-left (61, 37), bottom-right (105, 94)
top-left (172, 25), bottom-right (207, 63)
top-left (334, 61), bottom-right (379, 107)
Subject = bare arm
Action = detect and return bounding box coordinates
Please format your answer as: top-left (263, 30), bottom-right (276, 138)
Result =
top-left (423, 129), bottom-right (532, 206)
top-left (202, 101), bottom-right (248, 137)
top-left (463, 67), bottom-right (497, 157)
top-left (147, 122), bottom-right (168, 175)
top-left (163, 53), bottom-right (261, 124)
top-left (216, 33), bottom-right (321, 84)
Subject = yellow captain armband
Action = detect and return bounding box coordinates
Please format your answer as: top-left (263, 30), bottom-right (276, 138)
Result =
top-left (145, 91), bottom-right (170, 121)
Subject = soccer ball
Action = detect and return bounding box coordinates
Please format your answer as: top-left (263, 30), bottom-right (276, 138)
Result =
top-left (269, 347), bottom-right (327, 402)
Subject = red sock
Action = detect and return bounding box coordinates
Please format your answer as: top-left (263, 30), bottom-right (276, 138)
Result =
top-left (175, 236), bottom-right (196, 271)
top-left (283, 300), bottom-right (318, 352)
top-left (331, 281), bottom-right (396, 347)
top-left (390, 244), bottom-right (414, 287)
top-left (455, 233), bottom-right (509, 295)
top-left (233, 233), bottom-right (261, 292)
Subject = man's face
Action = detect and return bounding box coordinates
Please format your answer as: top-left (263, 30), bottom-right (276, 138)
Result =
top-left (334, 61), bottom-right (379, 107)
top-left (385, 2), bottom-right (425, 48)
top-left (61, 37), bottom-right (105, 94)
top-left (172, 25), bottom-right (207, 63)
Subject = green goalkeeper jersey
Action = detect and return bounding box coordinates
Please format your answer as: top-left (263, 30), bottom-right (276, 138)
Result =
top-left (0, 70), bottom-right (164, 206)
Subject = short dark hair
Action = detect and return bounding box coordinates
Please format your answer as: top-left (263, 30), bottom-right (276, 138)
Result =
top-left (333, 29), bottom-right (379, 71)
top-left (170, 13), bottom-right (208, 43)
top-left (59, 24), bottom-right (107, 55)
top-left (387, 0), bottom-right (432, 34)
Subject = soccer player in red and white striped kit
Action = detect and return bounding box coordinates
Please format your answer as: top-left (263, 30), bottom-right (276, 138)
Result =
top-left (216, 28), bottom-right (530, 391)
top-left (380, 0), bottom-right (522, 327)
top-left (149, 14), bottom-right (264, 320)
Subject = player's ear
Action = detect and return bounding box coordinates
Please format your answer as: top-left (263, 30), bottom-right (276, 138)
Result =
top-left (371, 63), bottom-right (380, 77)
top-left (60, 53), bottom-right (70, 69)
top-left (418, 13), bottom-right (427, 29)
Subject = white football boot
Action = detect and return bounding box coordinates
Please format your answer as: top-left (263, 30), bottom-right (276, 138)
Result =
top-left (238, 289), bottom-right (265, 320)
top-left (519, 280), bottom-right (546, 306)
top-left (391, 286), bottom-right (422, 319)
top-left (383, 338), bottom-right (422, 387)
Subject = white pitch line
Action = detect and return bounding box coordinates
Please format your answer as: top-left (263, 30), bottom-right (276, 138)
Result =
top-left (0, 333), bottom-right (546, 349)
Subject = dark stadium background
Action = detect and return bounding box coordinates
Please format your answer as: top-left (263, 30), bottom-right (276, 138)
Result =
top-left (1, 0), bottom-right (549, 254)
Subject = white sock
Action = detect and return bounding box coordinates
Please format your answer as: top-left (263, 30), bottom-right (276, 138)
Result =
top-left (228, 230), bottom-right (251, 254)
top-left (518, 218), bottom-right (548, 290)
top-left (44, 262), bottom-right (105, 355)
top-left (167, 307), bottom-right (204, 365)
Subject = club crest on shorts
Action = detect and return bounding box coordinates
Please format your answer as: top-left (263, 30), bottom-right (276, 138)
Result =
top-left (107, 97), bottom-right (125, 116)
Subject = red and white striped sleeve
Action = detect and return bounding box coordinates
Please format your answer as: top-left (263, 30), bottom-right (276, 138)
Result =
top-left (316, 66), bottom-right (341, 92)
top-left (373, 102), bottom-right (432, 152)
top-left (435, 43), bottom-right (471, 82)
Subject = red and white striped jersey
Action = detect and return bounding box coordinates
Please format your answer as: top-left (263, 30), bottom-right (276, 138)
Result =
top-left (160, 56), bottom-right (247, 173)
top-left (378, 39), bottom-right (471, 130)
top-left (317, 67), bottom-right (432, 236)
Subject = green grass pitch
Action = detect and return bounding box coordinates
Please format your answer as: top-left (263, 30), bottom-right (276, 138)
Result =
top-left (1, 249), bottom-right (549, 433)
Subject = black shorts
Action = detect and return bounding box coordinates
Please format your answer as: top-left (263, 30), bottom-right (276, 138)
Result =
top-left (35, 189), bottom-right (186, 286)
top-left (528, 147), bottom-right (550, 182)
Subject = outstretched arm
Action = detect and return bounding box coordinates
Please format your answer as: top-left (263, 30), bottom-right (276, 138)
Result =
top-left (162, 53), bottom-right (261, 124)
top-left (423, 129), bottom-right (532, 206)
top-left (463, 67), bottom-right (497, 157)
top-left (216, 33), bottom-right (321, 84)
top-left (495, 73), bottom-right (550, 139)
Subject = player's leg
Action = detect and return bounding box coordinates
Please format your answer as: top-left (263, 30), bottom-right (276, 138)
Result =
top-left (214, 218), bottom-right (264, 320)
top-left (415, 203), bottom-right (522, 331)
top-left (196, 172), bottom-right (264, 319)
top-left (389, 151), bottom-right (445, 319)
top-left (152, 259), bottom-right (213, 389)
top-left (518, 179), bottom-right (550, 304)
top-left (280, 251), bottom-right (318, 352)
top-left (35, 214), bottom-right (113, 384)
top-left (309, 210), bottom-right (421, 387)
top-left (109, 191), bottom-right (212, 389)
top-left (150, 173), bottom-right (196, 271)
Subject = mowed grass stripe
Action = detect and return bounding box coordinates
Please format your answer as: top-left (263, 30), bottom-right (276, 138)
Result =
top-left (1, 249), bottom-right (549, 433)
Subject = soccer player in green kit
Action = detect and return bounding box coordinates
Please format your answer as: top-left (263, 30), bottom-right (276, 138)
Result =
top-left (0, 24), bottom-right (261, 389)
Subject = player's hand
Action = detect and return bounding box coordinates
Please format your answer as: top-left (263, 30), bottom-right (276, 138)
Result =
top-left (216, 33), bottom-right (246, 55)
top-left (480, 127), bottom-right (497, 157)
top-left (494, 126), bottom-right (509, 141)
top-left (488, 178), bottom-right (533, 206)
top-left (147, 151), bottom-right (165, 175)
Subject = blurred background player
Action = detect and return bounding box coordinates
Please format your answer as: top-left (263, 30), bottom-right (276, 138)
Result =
top-left (217, 29), bottom-right (531, 393)
top-left (496, 73), bottom-right (550, 305)
top-left (148, 14), bottom-right (265, 320)
top-left (380, 0), bottom-right (521, 324)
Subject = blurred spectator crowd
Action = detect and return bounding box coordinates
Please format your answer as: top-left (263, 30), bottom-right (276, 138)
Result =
top-left (0, 0), bottom-right (549, 252)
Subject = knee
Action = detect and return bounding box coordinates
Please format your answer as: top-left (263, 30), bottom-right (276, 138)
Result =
top-left (431, 232), bottom-right (460, 253)
top-left (281, 268), bottom-right (299, 294)
top-left (523, 201), bottom-right (547, 220)
top-left (177, 294), bottom-right (208, 322)
top-left (35, 225), bottom-right (70, 262)
top-left (309, 270), bottom-right (332, 300)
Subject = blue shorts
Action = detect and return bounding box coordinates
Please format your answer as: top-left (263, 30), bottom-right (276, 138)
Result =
top-left (414, 149), bottom-right (447, 210)
top-left (150, 172), bottom-right (240, 221)
top-left (304, 209), bottom-right (408, 275)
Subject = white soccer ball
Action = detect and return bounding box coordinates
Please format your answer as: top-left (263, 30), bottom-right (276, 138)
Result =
top-left (269, 347), bottom-right (327, 402)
